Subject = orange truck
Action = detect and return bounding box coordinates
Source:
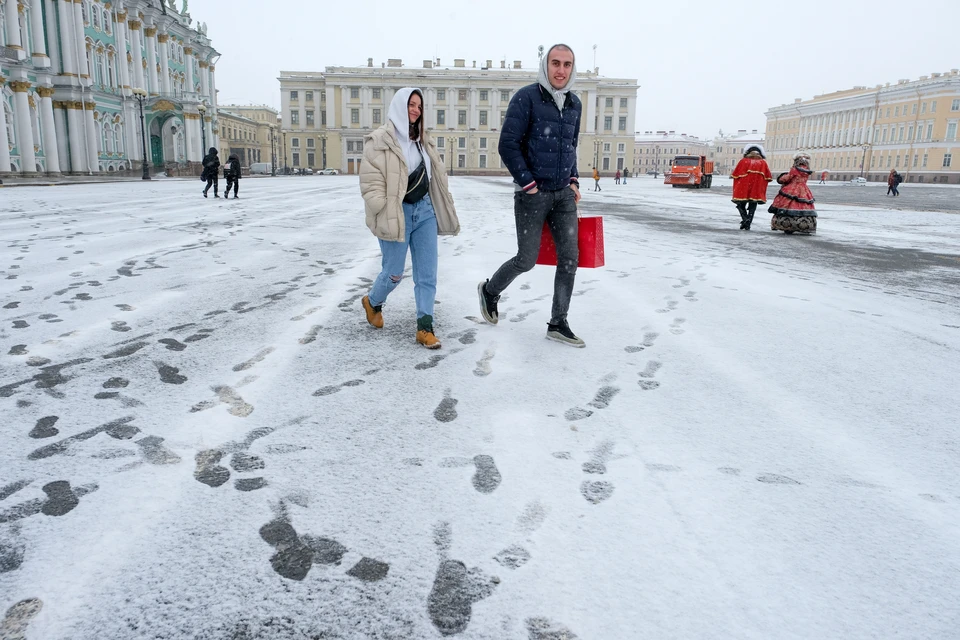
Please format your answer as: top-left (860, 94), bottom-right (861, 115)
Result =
top-left (664, 155), bottom-right (714, 188)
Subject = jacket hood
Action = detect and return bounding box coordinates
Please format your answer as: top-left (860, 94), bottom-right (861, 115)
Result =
top-left (208, 147), bottom-right (218, 156)
top-left (743, 144), bottom-right (766, 159)
top-left (389, 87), bottom-right (423, 142)
top-left (538, 44), bottom-right (576, 111)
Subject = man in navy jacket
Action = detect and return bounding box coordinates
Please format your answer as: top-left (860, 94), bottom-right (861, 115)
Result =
top-left (478, 44), bottom-right (585, 347)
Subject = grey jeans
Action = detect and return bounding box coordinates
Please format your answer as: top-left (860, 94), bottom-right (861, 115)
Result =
top-left (487, 187), bottom-right (578, 325)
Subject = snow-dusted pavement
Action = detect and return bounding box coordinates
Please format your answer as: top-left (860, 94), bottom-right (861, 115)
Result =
top-left (2, 176), bottom-right (959, 639)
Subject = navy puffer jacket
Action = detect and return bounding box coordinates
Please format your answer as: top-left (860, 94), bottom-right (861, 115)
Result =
top-left (498, 83), bottom-right (581, 192)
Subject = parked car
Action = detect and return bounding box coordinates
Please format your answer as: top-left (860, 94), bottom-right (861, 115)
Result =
top-left (850, 176), bottom-right (867, 185)
top-left (319, 168), bottom-right (339, 175)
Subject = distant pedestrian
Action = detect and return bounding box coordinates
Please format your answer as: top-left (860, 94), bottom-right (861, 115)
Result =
top-left (622, 170), bottom-right (627, 184)
top-left (887, 168), bottom-right (902, 196)
top-left (223, 153), bottom-right (241, 198)
top-left (731, 144), bottom-right (772, 230)
top-left (201, 148), bottom-right (220, 198)
top-left (358, 87), bottom-right (460, 349)
top-left (819, 170), bottom-right (827, 184)
top-left (615, 169), bottom-right (621, 185)
top-left (593, 167), bottom-right (601, 191)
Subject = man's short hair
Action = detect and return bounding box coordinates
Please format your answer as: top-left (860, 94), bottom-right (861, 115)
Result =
top-left (547, 44), bottom-right (575, 62)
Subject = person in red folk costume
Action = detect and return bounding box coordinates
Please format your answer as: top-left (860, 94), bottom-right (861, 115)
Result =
top-left (769, 153), bottom-right (818, 234)
top-left (731, 144), bottom-right (772, 230)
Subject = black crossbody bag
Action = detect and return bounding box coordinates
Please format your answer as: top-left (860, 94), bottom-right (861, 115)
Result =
top-left (404, 143), bottom-right (429, 204)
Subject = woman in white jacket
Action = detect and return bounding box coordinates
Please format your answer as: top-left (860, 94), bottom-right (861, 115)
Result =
top-left (359, 88), bottom-right (459, 349)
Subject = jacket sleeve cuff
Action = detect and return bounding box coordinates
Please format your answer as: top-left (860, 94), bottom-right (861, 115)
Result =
top-left (569, 178), bottom-right (580, 187)
top-left (521, 181), bottom-right (537, 192)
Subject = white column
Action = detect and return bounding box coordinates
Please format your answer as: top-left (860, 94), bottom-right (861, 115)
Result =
top-left (122, 101), bottom-right (138, 165)
top-left (66, 102), bottom-right (86, 172)
top-left (144, 26), bottom-right (159, 94)
top-left (11, 82), bottom-right (38, 174)
top-left (208, 65), bottom-right (217, 107)
top-left (0, 78), bottom-right (11, 172)
top-left (186, 115), bottom-right (201, 162)
top-left (43, 0), bottom-right (62, 74)
top-left (199, 61), bottom-right (209, 100)
top-left (53, 102), bottom-right (70, 171)
top-left (37, 87), bottom-right (60, 173)
top-left (469, 88), bottom-right (477, 129)
top-left (158, 34), bottom-right (171, 94)
top-left (128, 19), bottom-right (145, 90)
top-left (29, 4), bottom-right (49, 65)
top-left (73, 0), bottom-right (88, 79)
top-left (3, 0), bottom-right (24, 56)
top-left (184, 46), bottom-right (195, 94)
top-left (56, 0), bottom-right (77, 76)
top-left (115, 12), bottom-right (130, 91)
top-left (83, 102), bottom-right (98, 171)
top-left (586, 89), bottom-right (597, 134)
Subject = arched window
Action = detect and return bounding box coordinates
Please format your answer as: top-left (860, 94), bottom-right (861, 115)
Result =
top-left (92, 7), bottom-right (101, 30)
top-left (103, 121), bottom-right (114, 153)
top-left (114, 123), bottom-right (124, 154)
top-left (107, 51), bottom-right (116, 87)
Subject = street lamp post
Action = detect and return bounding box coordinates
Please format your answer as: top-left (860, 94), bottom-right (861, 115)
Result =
top-left (448, 136), bottom-right (456, 176)
top-left (270, 129), bottom-right (276, 176)
top-left (132, 88), bottom-right (151, 180)
top-left (198, 103), bottom-right (207, 156)
top-left (593, 138), bottom-right (600, 172)
top-left (282, 131), bottom-right (288, 174)
top-left (321, 133), bottom-right (327, 169)
top-left (654, 144), bottom-right (660, 179)
top-left (859, 143), bottom-right (870, 179)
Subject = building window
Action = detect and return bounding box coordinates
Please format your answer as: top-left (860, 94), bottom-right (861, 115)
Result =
top-left (373, 109), bottom-right (381, 124)
top-left (913, 154), bottom-right (918, 167)
top-left (437, 90), bottom-right (445, 100)
top-left (921, 102), bottom-right (927, 114)
top-left (952, 99), bottom-right (960, 111)
top-left (618, 143), bottom-right (625, 153)
top-left (480, 90), bottom-right (488, 102)
top-left (479, 137), bottom-right (487, 148)
top-left (308, 153), bottom-right (315, 167)
top-left (305, 91), bottom-right (313, 101)
top-left (458, 110), bottom-right (467, 125)
top-left (605, 97), bottom-right (613, 108)
top-left (306, 139), bottom-right (314, 148)
top-left (501, 90), bottom-right (509, 102)
top-left (604, 116), bottom-right (612, 131)
top-left (351, 88), bottom-right (359, 99)
top-left (947, 123), bottom-right (958, 141)
top-left (321, 111), bottom-right (327, 126)
top-left (290, 91), bottom-right (298, 101)
top-left (347, 141), bottom-right (354, 152)
top-left (290, 111), bottom-right (299, 125)
top-left (479, 111), bottom-right (488, 126)
top-left (458, 154), bottom-right (465, 168)
top-left (922, 153), bottom-right (928, 167)
top-left (372, 88), bottom-right (381, 100)
top-left (944, 153), bottom-right (952, 168)
top-left (306, 110), bottom-right (314, 126)
top-left (291, 137), bottom-right (300, 147)
top-left (620, 97), bottom-right (627, 108)
top-left (437, 137), bottom-right (444, 148)
top-left (603, 143), bottom-right (611, 152)
top-left (458, 89), bottom-right (467, 101)
top-left (931, 101), bottom-right (937, 113)
top-left (602, 157), bottom-right (610, 170)
top-left (292, 153), bottom-right (300, 166)
top-left (618, 117), bottom-right (626, 131)
top-left (895, 155), bottom-right (900, 167)
top-left (320, 91), bottom-right (326, 102)
top-left (479, 155), bottom-right (487, 168)
top-left (458, 137), bottom-right (466, 148)
top-left (437, 110), bottom-right (445, 125)
top-left (894, 106), bottom-right (899, 117)
top-left (351, 109), bottom-right (359, 124)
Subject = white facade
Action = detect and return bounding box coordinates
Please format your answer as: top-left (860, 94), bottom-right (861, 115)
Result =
top-left (711, 130), bottom-right (765, 175)
top-left (278, 58), bottom-right (638, 176)
top-left (0, 0), bottom-right (218, 176)
top-left (634, 131), bottom-right (710, 176)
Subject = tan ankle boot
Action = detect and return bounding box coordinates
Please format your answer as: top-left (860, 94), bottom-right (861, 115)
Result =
top-left (416, 329), bottom-right (441, 349)
top-left (362, 296), bottom-right (383, 328)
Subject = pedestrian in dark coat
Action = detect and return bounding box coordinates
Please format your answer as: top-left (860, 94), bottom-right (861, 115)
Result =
top-left (478, 43), bottom-right (585, 347)
top-left (201, 148), bottom-right (220, 198)
top-left (224, 153), bottom-right (241, 198)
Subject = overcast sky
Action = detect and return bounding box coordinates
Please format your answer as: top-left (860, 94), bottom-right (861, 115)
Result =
top-left (199, 0), bottom-right (957, 140)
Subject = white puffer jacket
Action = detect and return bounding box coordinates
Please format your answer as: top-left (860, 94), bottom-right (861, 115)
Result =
top-left (359, 124), bottom-right (459, 242)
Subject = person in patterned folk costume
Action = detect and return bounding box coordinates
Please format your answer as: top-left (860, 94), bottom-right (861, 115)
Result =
top-left (731, 144), bottom-right (772, 230)
top-left (769, 153), bottom-right (817, 234)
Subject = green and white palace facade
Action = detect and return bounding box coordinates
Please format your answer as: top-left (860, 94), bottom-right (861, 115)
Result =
top-left (0, 0), bottom-right (218, 176)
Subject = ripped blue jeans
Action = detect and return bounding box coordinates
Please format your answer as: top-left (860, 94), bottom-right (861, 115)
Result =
top-left (367, 194), bottom-right (438, 322)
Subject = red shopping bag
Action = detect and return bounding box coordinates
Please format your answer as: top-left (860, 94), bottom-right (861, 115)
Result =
top-left (536, 216), bottom-right (605, 268)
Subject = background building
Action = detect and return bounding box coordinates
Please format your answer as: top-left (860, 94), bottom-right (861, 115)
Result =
top-left (633, 131), bottom-right (709, 176)
top-left (710, 130), bottom-right (765, 175)
top-left (1, 0), bottom-right (218, 177)
top-left (218, 105), bottom-right (277, 169)
top-left (765, 70), bottom-right (960, 182)
top-left (278, 57), bottom-right (638, 176)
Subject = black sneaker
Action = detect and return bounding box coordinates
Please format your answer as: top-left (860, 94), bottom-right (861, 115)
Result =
top-left (478, 280), bottom-right (500, 324)
top-left (546, 321), bottom-right (585, 348)
top-left (203, 191), bottom-right (208, 198)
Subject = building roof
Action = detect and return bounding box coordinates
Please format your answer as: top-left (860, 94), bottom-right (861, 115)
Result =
top-left (635, 131), bottom-right (707, 144)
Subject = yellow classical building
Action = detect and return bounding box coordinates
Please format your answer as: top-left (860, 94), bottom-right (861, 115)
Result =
top-left (218, 105), bottom-right (278, 169)
top-left (765, 70), bottom-right (960, 183)
top-left (278, 57), bottom-right (638, 176)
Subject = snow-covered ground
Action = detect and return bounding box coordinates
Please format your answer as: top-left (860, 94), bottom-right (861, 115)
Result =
top-left (1, 176), bottom-right (959, 639)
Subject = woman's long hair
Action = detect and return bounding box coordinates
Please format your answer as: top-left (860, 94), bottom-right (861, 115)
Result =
top-left (408, 89), bottom-right (424, 141)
